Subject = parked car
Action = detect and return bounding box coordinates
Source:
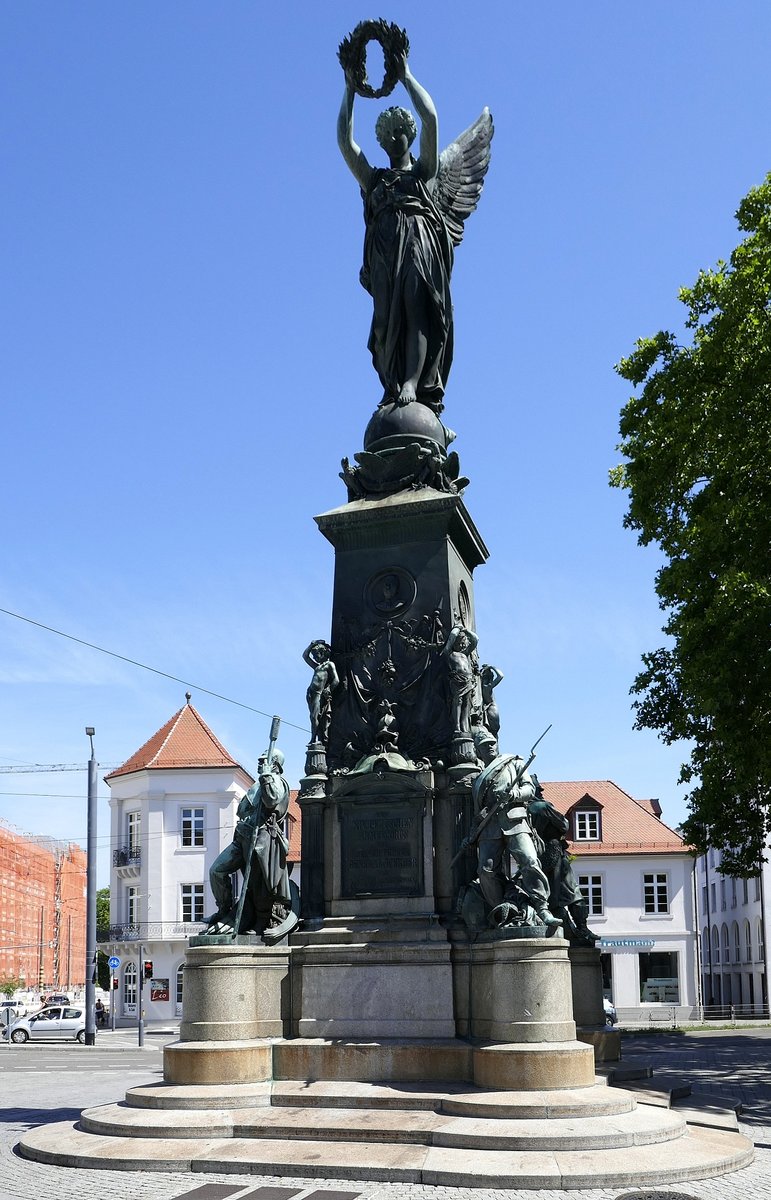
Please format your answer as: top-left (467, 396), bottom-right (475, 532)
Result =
top-left (603, 997), bottom-right (618, 1027)
top-left (42, 993), bottom-right (71, 1007)
top-left (2, 1004), bottom-right (87, 1044)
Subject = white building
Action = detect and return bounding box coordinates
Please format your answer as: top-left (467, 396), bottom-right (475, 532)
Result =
top-left (696, 845), bottom-right (770, 1015)
top-left (543, 780), bottom-right (699, 1021)
top-left (103, 697), bottom-right (299, 1025)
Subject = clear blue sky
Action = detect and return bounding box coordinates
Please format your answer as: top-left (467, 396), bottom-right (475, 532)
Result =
top-left (2, 2), bottom-right (768, 886)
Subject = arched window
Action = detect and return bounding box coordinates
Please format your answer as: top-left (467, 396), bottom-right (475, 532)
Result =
top-left (744, 919), bottom-right (752, 963)
top-left (732, 922), bottom-right (741, 964)
top-left (701, 927), bottom-right (710, 963)
top-left (757, 919), bottom-right (764, 961)
top-left (123, 962), bottom-right (137, 1010)
top-left (712, 924), bottom-right (720, 965)
top-left (721, 924), bottom-right (730, 962)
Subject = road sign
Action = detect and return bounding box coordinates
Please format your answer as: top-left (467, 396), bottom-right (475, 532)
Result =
top-left (108, 956), bottom-right (121, 969)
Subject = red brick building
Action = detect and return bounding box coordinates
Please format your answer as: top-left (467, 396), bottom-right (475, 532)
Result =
top-left (0, 820), bottom-right (87, 993)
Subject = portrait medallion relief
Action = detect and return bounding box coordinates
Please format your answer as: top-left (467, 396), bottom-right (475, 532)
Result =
top-left (457, 580), bottom-right (471, 627)
top-left (364, 567), bottom-right (418, 617)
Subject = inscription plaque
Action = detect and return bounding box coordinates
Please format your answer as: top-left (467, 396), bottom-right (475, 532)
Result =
top-left (340, 800), bottom-right (424, 897)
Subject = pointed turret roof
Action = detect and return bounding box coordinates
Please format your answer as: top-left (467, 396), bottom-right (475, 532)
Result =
top-left (105, 698), bottom-right (243, 781)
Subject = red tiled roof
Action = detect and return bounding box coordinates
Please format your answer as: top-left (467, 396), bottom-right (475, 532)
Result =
top-left (105, 702), bottom-right (243, 781)
top-left (540, 780), bottom-right (686, 856)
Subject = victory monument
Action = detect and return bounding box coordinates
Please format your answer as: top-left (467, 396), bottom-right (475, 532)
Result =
top-left (20, 22), bottom-right (753, 1188)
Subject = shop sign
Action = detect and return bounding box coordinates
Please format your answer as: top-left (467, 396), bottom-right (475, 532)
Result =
top-left (600, 937), bottom-right (656, 950)
top-left (150, 978), bottom-right (169, 1002)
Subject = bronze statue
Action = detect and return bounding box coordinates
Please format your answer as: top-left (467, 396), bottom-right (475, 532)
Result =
top-left (303, 640), bottom-right (340, 747)
top-left (465, 729), bottom-right (561, 930)
top-left (207, 747), bottom-right (297, 941)
top-left (443, 624), bottom-right (479, 736)
top-left (480, 663), bottom-right (504, 736)
top-left (528, 776), bottom-right (598, 945)
top-left (337, 22), bottom-right (493, 413)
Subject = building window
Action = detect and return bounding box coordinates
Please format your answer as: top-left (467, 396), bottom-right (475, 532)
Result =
top-left (643, 872), bottom-right (669, 914)
top-left (699, 855), bottom-right (706, 874)
top-left (720, 879), bottom-right (726, 910)
top-left (744, 919), bottom-right (752, 963)
top-left (709, 848), bottom-right (715, 867)
top-left (711, 924), bottom-right (720, 965)
top-left (757, 919), bottom-right (764, 961)
top-left (755, 876), bottom-right (762, 901)
top-left (710, 882), bottom-right (716, 909)
top-left (124, 962), bottom-right (137, 1009)
top-left (181, 884), bottom-right (205, 923)
top-left (127, 810), bottom-right (141, 851)
top-left (176, 965), bottom-right (184, 1007)
top-left (639, 951), bottom-right (679, 1003)
top-left (181, 807), bottom-right (205, 848)
top-left (574, 810), bottom-right (600, 840)
top-left (578, 874), bottom-right (604, 915)
top-left (701, 885), bottom-right (708, 915)
top-left (731, 878), bottom-right (737, 908)
top-left (743, 878), bottom-right (749, 904)
top-left (127, 885), bottom-right (138, 926)
top-left (732, 922), bottom-right (740, 963)
top-left (721, 924), bottom-right (729, 963)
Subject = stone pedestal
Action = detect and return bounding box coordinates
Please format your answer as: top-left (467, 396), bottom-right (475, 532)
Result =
top-left (451, 934), bottom-right (577, 1042)
top-left (568, 943), bottom-right (606, 1027)
top-left (180, 942), bottom-right (290, 1042)
top-left (315, 488), bottom-right (488, 773)
top-left (290, 916), bottom-right (455, 1039)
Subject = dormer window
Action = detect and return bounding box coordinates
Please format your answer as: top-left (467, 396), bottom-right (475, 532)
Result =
top-left (574, 809), bottom-right (601, 840)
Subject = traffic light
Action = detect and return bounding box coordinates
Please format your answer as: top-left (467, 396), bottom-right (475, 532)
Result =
top-left (112, 977), bottom-right (119, 989)
top-left (143, 960), bottom-right (153, 980)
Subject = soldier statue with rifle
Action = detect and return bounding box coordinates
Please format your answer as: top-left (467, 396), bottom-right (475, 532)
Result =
top-left (206, 718), bottom-right (298, 942)
top-left (456, 726), bottom-right (561, 931)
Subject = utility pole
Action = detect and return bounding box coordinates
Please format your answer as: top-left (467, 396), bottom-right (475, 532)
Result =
top-left (138, 944), bottom-right (145, 1047)
top-left (84, 727), bottom-right (97, 1046)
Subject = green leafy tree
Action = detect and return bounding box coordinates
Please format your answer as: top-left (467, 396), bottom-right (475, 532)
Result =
top-left (612, 175), bottom-right (771, 875)
top-left (96, 887), bottom-right (110, 934)
top-left (0, 975), bottom-right (25, 998)
top-left (96, 887), bottom-right (111, 991)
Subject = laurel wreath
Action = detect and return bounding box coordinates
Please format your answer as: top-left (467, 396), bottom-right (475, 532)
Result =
top-left (338, 19), bottom-right (410, 100)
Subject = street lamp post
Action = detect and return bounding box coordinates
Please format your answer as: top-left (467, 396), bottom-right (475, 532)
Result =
top-left (84, 726), bottom-right (97, 1046)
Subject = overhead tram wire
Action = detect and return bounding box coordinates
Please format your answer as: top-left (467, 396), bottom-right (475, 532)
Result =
top-left (0, 764), bottom-right (118, 774)
top-left (0, 606), bottom-right (310, 735)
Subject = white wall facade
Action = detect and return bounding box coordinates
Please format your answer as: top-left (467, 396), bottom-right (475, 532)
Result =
top-left (696, 845), bottom-right (770, 1015)
top-left (105, 765), bottom-right (252, 1025)
top-left (577, 851), bottom-right (699, 1020)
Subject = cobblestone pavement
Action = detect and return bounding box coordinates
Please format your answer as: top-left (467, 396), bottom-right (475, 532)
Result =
top-left (1, 1030), bottom-right (769, 1200)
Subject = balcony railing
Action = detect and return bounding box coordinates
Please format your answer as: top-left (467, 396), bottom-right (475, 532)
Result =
top-left (113, 846), bottom-right (141, 868)
top-left (99, 921), bottom-right (206, 942)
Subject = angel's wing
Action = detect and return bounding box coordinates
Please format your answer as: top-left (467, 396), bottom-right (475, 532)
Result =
top-left (433, 108), bottom-right (494, 247)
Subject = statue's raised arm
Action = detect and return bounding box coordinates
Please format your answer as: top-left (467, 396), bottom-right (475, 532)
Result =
top-left (337, 21), bottom-right (493, 414)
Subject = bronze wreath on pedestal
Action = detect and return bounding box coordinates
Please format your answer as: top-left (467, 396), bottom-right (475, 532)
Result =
top-left (338, 19), bottom-right (410, 99)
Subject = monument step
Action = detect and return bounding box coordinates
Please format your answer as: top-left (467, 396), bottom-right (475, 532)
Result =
top-left (672, 1091), bottom-right (742, 1131)
top-left (126, 1081), bottom-right (273, 1110)
top-left (270, 1079), bottom-right (632, 1119)
top-left (80, 1099), bottom-right (688, 1152)
top-left (597, 1063), bottom-right (654, 1083)
top-left (19, 1120), bottom-right (754, 1187)
top-left (620, 1075), bottom-right (693, 1106)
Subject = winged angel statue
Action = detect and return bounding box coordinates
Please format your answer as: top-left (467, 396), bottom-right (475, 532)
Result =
top-left (338, 22), bottom-right (493, 415)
